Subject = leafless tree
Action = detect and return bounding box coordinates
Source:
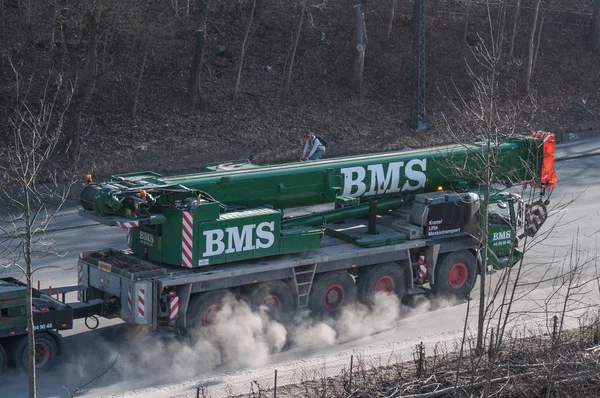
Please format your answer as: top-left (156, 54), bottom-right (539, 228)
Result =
top-left (525, 0), bottom-right (542, 96)
top-left (188, 0), bottom-right (210, 108)
top-left (507, 0), bottom-right (522, 67)
top-left (387, 0), bottom-right (397, 40)
top-left (592, 0), bottom-right (600, 52)
top-left (284, 0), bottom-right (308, 95)
top-left (0, 61), bottom-right (76, 397)
top-left (463, 0), bottom-right (472, 43)
top-left (233, 0), bottom-right (257, 102)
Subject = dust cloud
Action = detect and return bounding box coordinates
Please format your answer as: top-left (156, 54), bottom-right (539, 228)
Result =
top-left (48, 292), bottom-right (459, 395)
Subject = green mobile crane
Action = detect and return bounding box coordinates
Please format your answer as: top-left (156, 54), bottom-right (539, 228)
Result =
top-left (1, 132), bottom-right (558, 372)
top-left (74, 131), bottom-right (557, 326)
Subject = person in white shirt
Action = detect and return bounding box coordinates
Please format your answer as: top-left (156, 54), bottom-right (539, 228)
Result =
top-left (301, 133), bottom-right (326, 161)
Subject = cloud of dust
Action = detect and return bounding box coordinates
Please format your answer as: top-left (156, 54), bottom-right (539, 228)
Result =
top-left (53, 291), bottom-right (461, 394)
top-left (288, 292), bottom-right (403, 350)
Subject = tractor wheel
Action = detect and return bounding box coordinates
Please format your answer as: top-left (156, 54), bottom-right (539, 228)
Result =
top-left (309, 271), bottom-right (356, 315)
top-left (188, 290), bottom-right (229, 327)
top-left (0, 343), bottom-right (7, 373)
top-left (248, 281), bottom-right (294, 321)
top-left (358, 262), bottom-right (406, 305)
top-left (14, 333), bottom-right (58, 372)
top-left (431, 251), bottom-right (477, 298)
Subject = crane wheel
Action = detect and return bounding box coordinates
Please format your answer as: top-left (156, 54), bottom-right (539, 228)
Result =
top-left (358, 263), bottom-right (406, 306)
top-left (14, 333), bottom-right (58, 372)
top-left (431, 251), bottom-right (476, 299)
top-left (309, 271), bottom-right (356, 315)
top-left (248, 281), bottom-right (294, 321)
top-left (0, 343), bottom-right (7, 372)
top-left (188, 290), bottom-right (229, 327)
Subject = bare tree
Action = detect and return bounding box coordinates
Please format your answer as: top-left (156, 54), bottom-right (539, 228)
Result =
top-left (56, 0), bottom-right (100, 153)
top-left (525, 0), bottom-right (542, 96)
top-left (188, 0), bottom-right (210, 108)
top-left (463, 0), bottom-right (472, 43)
top-left (233, 0), bottom-right (257, 102)
top-left (284, 0), bottom-right (307, 95)
top-left (387, 0), bottom-right (397, 40)
top-left (350, 3), bottom-right (368, 95)
top-left (507, 0), bottom-right (522, 67)
top-left (495, 0), bottom-right (508, 62)
top-left (593, 0), bottom-right (600, 53)
top-left (0, 63), bottom-right (76, 397)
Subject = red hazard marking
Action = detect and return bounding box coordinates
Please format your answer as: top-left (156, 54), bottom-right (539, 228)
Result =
top-left (138, 289), bottom-right (145, 317)
top-left (116, 221), bottom-right (139, 229)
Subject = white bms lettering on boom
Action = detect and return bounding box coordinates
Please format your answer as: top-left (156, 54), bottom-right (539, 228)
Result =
top-left (340, 159), bottom-right (427, 198)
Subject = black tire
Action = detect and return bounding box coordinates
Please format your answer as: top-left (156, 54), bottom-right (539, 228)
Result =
top-left (309, 271), bottom-right (357, 315)
top-left (0, 343), bottom-right (7, 373)
top-left (14, 333), bottom-right (58, 372)
top-left (431, 251), bottom-right (477, 298)
top-left (188, 290), bottom-right (229, 327)
top-left (248, 281), bottom-right (294, 320)
top-left (358, 262), bottom-right (406, 305)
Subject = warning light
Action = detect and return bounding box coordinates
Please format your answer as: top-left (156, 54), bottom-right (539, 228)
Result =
top-left (85, 174), bottom-right (92, 182)
top-left (437, 186), bottom-right (443, 191)
top-left (10, 331), bottom-right (15, 335)
top-left (61, 323), bottom-right (67, 328)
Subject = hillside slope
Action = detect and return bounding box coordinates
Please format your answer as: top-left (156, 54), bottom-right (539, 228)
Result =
top-left (0, 0), bottom-right (598, 178)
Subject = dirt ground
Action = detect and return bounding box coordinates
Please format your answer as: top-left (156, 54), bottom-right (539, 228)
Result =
top-left (2, 1), bottom-right (599, 179)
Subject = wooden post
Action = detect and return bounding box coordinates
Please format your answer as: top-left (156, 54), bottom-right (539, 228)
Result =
top-left (349, 354), bottom-right (354, 391)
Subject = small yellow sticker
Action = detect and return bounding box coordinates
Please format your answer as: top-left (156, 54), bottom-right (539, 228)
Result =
top-left (98, 261), bottom-right (112, 273)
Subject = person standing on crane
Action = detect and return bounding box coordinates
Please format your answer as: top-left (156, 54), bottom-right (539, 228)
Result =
top-left (301, 132), bottom-right (326, 161)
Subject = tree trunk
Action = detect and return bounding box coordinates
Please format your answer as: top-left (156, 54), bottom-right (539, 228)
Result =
top-left (132, 39), bottom-right (150, 120)
top-left (463, 0), bottom-right (471, 43)
top-left (496, 0), bottom-right (507, 61)
top-left (533, 15), bottom-right (545, 71)
top-left (1, 0), bottom-right (5, 38)
top-left (284, 0), bottom-right (307, 95)
top-left (350, 3), bottom-right (368, 95)
top-left (475, 146), bottom-right (491, 354)
top-left (61, 7), bottom-right (99, 154)
top-left (525, 0), bottom-right (541, 96)
top-left (24, 190), bottom-right (36, 398)
top-left (188, 0), bottom-right (209, 108)
top-left (233, 0), bottom-right (257, 102)
top-left (387, 0), bottom-right (397, 40)
top-left (508, 0), bottom-right (521, 66)
top-left (592, 0), bottom-right (600, 53)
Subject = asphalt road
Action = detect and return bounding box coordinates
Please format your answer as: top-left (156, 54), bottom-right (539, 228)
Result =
top-left (0, 137), bottom-right (599, 397)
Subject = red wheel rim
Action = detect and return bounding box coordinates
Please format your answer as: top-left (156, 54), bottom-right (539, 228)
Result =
top-left (323, 283), bottom-right (345, 311)
top-left (202, 303), bottom-right (222, 326)
top-left (374, 276), bottom-right (395, 293)
top-left (25, 342), bottom-right (51, 368)
top-left (260, 294), bottom-right (283, 313)
top-left (448, 262), bottom-right (468, 289)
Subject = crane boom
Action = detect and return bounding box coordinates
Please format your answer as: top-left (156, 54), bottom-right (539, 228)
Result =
top-left (78, 132), bottom-right (557, 267)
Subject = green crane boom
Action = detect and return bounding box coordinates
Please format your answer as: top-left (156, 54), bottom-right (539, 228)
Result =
top-left (78, 133), bottom-right (557, 267)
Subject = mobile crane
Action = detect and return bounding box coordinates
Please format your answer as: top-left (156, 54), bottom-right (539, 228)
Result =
top-left (0, 132), bottom-right (558, 372)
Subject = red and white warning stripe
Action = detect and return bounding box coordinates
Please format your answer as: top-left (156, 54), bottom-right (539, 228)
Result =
top-left (77, 264), bottom-right (84, 301)
top-left (418, 255), bottom-right (428, 278)
top-left (137, 288), bottom-right (145, 317)
top-left (128, 286), bottom-right (133, 318)
top-left (181, 211), bottom-right (194, 268)
top-left (78, 264), bottom-right (83, 286)
top-left (116, 220), bottom-right (140, 229)
top-left (168, 291), bottom-right (179, 326)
